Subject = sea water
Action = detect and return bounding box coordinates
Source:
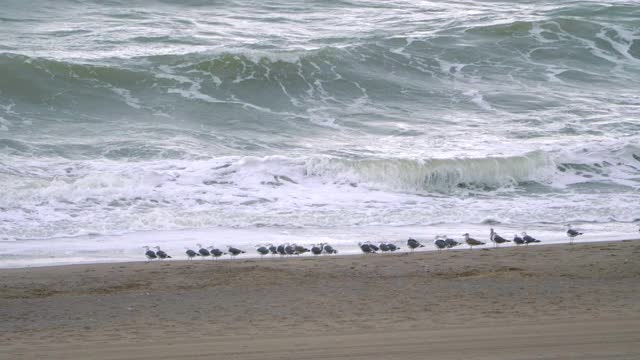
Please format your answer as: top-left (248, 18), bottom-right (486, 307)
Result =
top-left (1, 0), bottom-right (639, 267)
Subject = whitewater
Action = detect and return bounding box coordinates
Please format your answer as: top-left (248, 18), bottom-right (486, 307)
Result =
top-left (1, 0), bottom-right (639, 267)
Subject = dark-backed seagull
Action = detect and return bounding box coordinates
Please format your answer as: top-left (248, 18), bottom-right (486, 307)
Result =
top-left (196, 244), bottom-right (211, 258)
top-left (407, 238), bottom-right (424, 252)
top-left (143, 246), bottom-right (157, 261)
top-left (434, 235), bottom-right (447, 250)
top-left (359, 242), bottom-right (375, 254)
top-left (185, 248), bottom-right (199, 260)
top-left (513, 234), bottom-right (525, 245)
top-left (227, 246), bottom-right (245, 257)
top-left (565, 224), bottom-right (583, 245)
top-left (154, 246), bottom-right (171, 259)
top-left (489, 228), bottom-right (511, 247)
top-left (208, 246), bottom-right (226, 259)
top-left (521, 232), bottom-right (541, 245)
top-left (323, 244), bottom-right (338, 254)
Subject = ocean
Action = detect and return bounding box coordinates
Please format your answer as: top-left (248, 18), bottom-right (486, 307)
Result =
top-left (1, 0), bottom-right (639, 267)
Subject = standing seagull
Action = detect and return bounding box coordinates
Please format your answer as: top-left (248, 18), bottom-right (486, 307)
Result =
top-left (359, 242), bottom-right (376, 254)
top-left (521, 232), bottom-right (541, 245)
top-left (489, 228), bottom-right (511, 247)
top-left (256, 245), bottom-right (270, 258)
top-left (407, 238), bottom-right (424, 252)
top-left (277, 244), bottom-right (287, 256)
top-left (463, 233), bottom-right (485, 249)
top-left (434, 235), bottom-right (447, 250)
top-left (284, 244), bottom-right (296, 256)
top-left (443, 236), bottom-right (461, 248)
top-left (196, 244), bottom-right (211, 258)
top-left (293, 244), bottom-right (309, 255)
top-left (323, 243), bottom-right (338, 254)
top-left (565, 224), bottom-right (583, 245)
top-left (311, 244), bottom-right (323, 255)
top-left (268, 244), bottom-right (278, 255)
top-left (185, 248), bottom-right (200, 260)
top-left (387, 243), bottom-right (400, 252)
top-left (227, 246), bottom-right (245, 258)
top-left (143, 246), bottom-right (157, 261)
top-left (513, 234), bottom-right (525, 246)
top-left (379, 243), bottom-right (390, 252)
top-left (208, 246), bottom-right (226, 259)
top-left (154, 246), bottom-right (171, 259)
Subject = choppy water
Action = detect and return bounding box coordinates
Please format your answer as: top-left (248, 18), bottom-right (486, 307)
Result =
top-left (1, 0), bottom-right (639, 266)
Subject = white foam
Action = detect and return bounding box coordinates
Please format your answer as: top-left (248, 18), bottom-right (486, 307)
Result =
top-left (463, 89), bottom-right (494, 111)
top-left (109, 87), bottom-right (142, 109)
top-left (595, 25), bottom-right (640, 65)
top-left (1, 144), bottom-right (639, 242)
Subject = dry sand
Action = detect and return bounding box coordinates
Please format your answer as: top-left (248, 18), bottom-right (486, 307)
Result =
top-left (2, 240), bottom-right (640, 359)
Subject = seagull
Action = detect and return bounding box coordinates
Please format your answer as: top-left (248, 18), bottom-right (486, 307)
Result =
top-left (185, 248), bottom-right (200, 260)
top-left (359, 242), bottom-right (376, 254)
top-left (284, 244), bottom-right (295, 255)
top-left (256, 245), bottom-right (270, 257)
top-left (521, 232), bottom-right (541, 245)
top-left (434, 235), bottom-right (447, 250)
top-left (153, 246), bottom-right (171, 259)
top-left (513, 234), bottom-right (525, 245)
top-left (293, 244), bottom-right (309, 255)
top-left (208, 246), bottom-right (226, 259)
top-left (565, 224), bottom-right (583, 245)
top-left (407, 238), bottom-right (424, 252)
top-left (463, 233), bottom-right (485, 249)
top-left (196, 243), bottom-right (211, 258)
top-left (277, 244), bottom-right (287, 256)
top-left (227, 246), bottom-right (245, 257)
top-left (268, 244), bottom-right (278, 255)
top-left (489, 228), bottom-right (511, 247)
top-left (311, 244), bottom-right (323, 255)
top-left (367, 243), bottom-right (379, 252)
top-left (379, 243), bottom-right (390, 252)
top-left (443, 236), bottom-right (461, 248)
top-left (323, 243), bottom-right (338, 254)
top-left (143, 246), bottom-right (157, 261)
top-left (386, 243), bottom-right (400, 252)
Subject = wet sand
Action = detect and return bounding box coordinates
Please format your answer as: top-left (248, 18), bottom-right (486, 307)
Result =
top-left (2, 240), bottom-right (640, 359)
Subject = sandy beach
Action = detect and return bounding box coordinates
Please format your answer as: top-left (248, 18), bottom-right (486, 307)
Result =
top-left (2, 240), bottom-right (640, 359)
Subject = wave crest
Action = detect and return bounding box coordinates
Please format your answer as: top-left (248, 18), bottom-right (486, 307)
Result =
top-left (303, 152), bottom-right (554, 192)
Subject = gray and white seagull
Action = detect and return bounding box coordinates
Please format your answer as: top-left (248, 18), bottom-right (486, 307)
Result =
top-left (565, 224), bottom-right (583, 245)
top-left (154, 246), bottom-right (171, 259)
top-left (489, 228), bottom-right (511, 247)
top-left (463, 233), bottom-right (485, 249)
top-left (143, 246), bottom-right (157, 261)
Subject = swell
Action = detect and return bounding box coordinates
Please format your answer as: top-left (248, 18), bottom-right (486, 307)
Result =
top-left (2, 11), bottom-right (639, 110)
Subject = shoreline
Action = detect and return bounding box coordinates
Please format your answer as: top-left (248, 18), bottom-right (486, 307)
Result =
top-left (2, 236), bottom-right (639, 270)
top-left (2, 239), bottom-right (640, 359)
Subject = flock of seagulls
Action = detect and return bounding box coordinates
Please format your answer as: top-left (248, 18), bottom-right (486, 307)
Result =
top-left (358, 241), bottom-right (401, 254)
top-left (142, 224), bottom-right (587, 261)
top-left (182, 244), bottom-right (246, 260)
top-left (144, 243), bottom-right (339, 261)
